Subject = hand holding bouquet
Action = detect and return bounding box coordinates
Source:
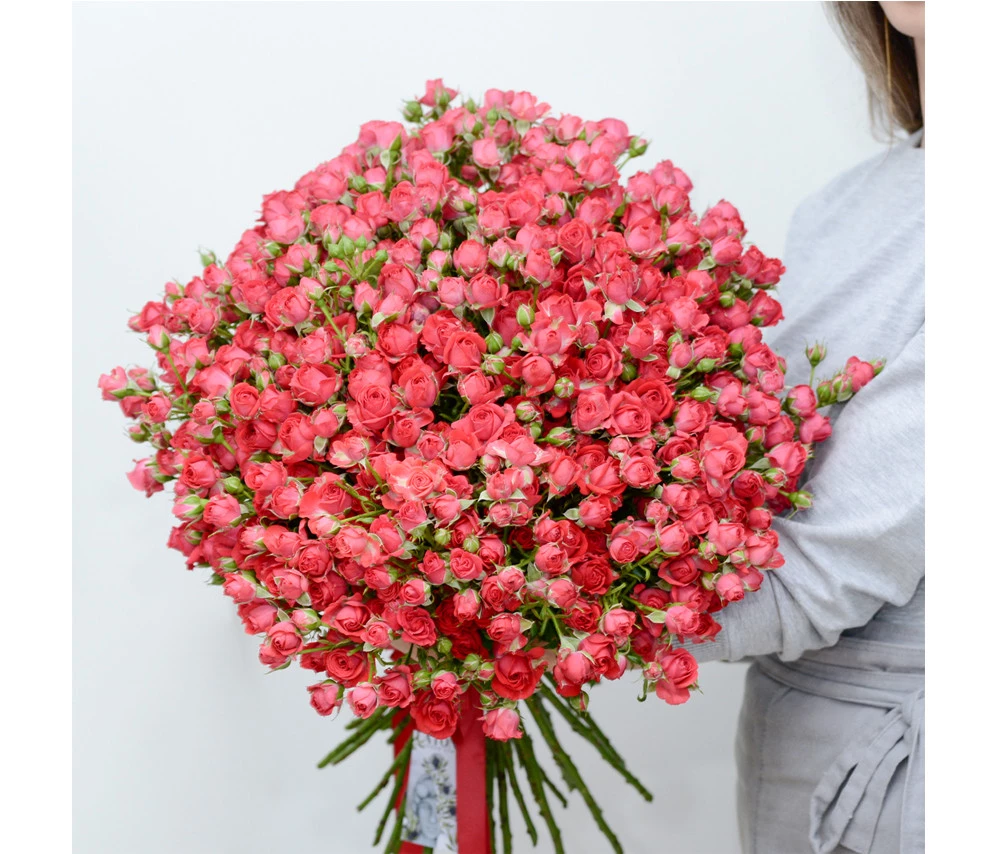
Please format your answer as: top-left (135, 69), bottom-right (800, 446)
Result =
top-left (101, 80), bottom-right (880, 853)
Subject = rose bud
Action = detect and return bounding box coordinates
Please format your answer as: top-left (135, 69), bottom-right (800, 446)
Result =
top-left (787, 491), bottom-right (813, 510)
top-left (785, 385), bottom-right (818, 418)
top-left (805, 342), bottom-right (827, 367)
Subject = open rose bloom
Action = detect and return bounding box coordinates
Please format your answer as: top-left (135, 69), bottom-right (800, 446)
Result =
top-left (101, 80), bottom-right (880, 854)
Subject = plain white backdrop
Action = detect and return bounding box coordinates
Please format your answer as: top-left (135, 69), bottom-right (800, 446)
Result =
top-left (73, 3), bottom-right (885, 853)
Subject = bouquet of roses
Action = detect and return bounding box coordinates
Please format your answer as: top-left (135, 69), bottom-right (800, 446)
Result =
top-left (100, 80), bottom-right (880, 854)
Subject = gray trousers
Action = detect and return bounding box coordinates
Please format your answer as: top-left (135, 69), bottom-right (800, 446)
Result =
top-left (735, 637), bottom-right (924, 854)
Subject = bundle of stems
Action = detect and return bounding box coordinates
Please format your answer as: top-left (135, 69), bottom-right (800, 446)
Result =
top-left (319, 678), bottom-right (652, 854)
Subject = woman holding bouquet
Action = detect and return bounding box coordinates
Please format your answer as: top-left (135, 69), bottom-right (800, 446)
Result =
top-left (686, 3), bottom-right (925, 852)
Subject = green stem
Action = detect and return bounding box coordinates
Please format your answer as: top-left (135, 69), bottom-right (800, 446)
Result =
top-left (537, 681), bottom-right (653, 801)
top-left (513, 733), bottom-right (565, 854)
top-left (314, 294), bottom-right (338, 329)
top-left (537, 764), bottom-right (570, 810)
top-left (525, 696), bottom-right (624, 854)
top-left (374, 737), bottom-right (412, 846)
top-left (337, 479), bottom-right (378, 511)
top-left (384, 716), bottom-right (411, 747)
top-left (357, 735), bottom-right (413, 812)
top-left (486, 740), bottom-right (498, 854)
top-left (498, 739), bottom-right (538, 846)
top-left (383, 788), bottom-right (407, 854)
top-left (491, 743), bottom-right (514, 854)
top-left (318, 710), bottom-right (394, 768)
top-left (543, 682), bottom-right (628, 772)
top-left (164, 350), bottom-right (189, 395)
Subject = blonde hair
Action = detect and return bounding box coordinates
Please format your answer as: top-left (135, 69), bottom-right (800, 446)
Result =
top-left (828, 2), bottom-right (922, 137)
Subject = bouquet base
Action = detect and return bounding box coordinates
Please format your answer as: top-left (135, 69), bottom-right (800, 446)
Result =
top-left (320, 678), bottom-right (652, 854)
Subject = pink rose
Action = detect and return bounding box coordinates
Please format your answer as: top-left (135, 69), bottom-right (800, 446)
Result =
top-left (716, 572), bottom-right (746, 603)
top-left (621, 453), bottom-right (660, 489)
top-left (329, 597), bottom-right (371, 639)
top-left (845, 356), bottom-right (876, 391)
top-left (799, 413), bottom-right (832, 444)
top-left (377, 322), bottom-right (419, 361)
top-left (347, 385), bottom-right (395, 434)
top-left (273, 567), bottom-right (308, 602)
top-left (222, 573), bottom-right (256, 603)
top-left (412, 692), bottom-right (459, 739)
top-left (308, 683), bottom-right (342, 716)
top-left (265, 621), bottom-right (303, 658)
top-left (656, 521), bottom-right (691, 556)
top-left (276, 413), bottom-right (317, 463)
top-left (584, 341), bottom-right (623, 383)
top-left (325, 649), bottom-right (368, 686)
top-left (471, 138), bottom-right (502, 169)
top-left (238, 600), bottom-right (278, 635)
top-left (398, 607), bottom-right (438, 647)
top-left (664, 605), bottom-right (701, 637)
top-left (655, 648), bottom-right (699, 705)
top-left (431, 494), bottom-right (461, 525)
top-left (465, 273), bottom-right (506, 309)
top-left (453, 240), bottom-right (488, 276)
top-left (443, 331), bottom-right (486, 372)
top-left (393, 181), bottom-right (426, 223)
top-left (497, 566), bottom-right (526, 593)
top-left (557, 219), bottom-right (594, 263)
top-left (578, 495), bottom-right (614, 528)
top-left (431, 671), bottom-right (461, 701)
top-left (600, 608), bottom-right (635, 644)
top-left (673, 399), bottom-right (713, 434)
top-left (262, 526), bottom-right (301, 558)
top-left (420, 551), bottom-right (447, 584)
top-left (203, 493), bottom-right (242, 528)
top-left (230, 382), bottom-right (261, 419)
top-left (707, 521), bottom-right (746, 556)
top-left (477, 203), bottom-right (510, 238)
top-left (553, 650), bottom-right (594, 692)
top-left (767, 441), bottom-right (809, 479)
top-left (578, 633), bottom-right (619, 676)
top-left (483, 708), bottom-right (523, 741)
top-left (375, 668), bottom-right (414, 708)
top-left (361, 620), bottom-right (393, 648)
top-left (786, 384), bottom-right (818, 418)
top-left (712, 234), bottom-right (743, 265)
top-left (534, 543), bottom-right (570, 576)
top-left (400, 577), bottom-right (429, 606)
top-left (571, 389), bottom-right (611, 434)
top-left (347, 683), bottom-right (380, 718)
top-left (487, 613), bottom-right (524, 643)
top-left (450, 549), bottom-right (485, 581)
top-left (518, 355), bottom-right (555, 395)
top-left (264, 287), bottom-right (312, 329)
top-left (764, 415), bottom-right (797, 447)
top-left (571, 556), bottom-right (615, 596)
top-left (126, 458), bottom-right (162, 497)
top-left (452, 589), bottom-right (481, 622)
top-left (492, 652), bottom-right (544, 701)
top-left (459, 402), bottom-right (510, 443)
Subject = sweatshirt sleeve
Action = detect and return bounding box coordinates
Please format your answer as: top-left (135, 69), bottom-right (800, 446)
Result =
top-left (686, 325), bottom-right (925, 664)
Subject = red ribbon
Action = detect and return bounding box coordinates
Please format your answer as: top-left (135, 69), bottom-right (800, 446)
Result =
top-left (396, 693), bottom-right (491, 854)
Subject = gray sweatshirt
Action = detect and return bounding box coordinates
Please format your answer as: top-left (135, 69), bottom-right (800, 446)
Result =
top-left (690, 131), bottom-right (925, 664)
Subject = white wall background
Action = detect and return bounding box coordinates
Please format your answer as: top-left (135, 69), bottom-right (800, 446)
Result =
top-left (73, 3), bottom-right (882, 853)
